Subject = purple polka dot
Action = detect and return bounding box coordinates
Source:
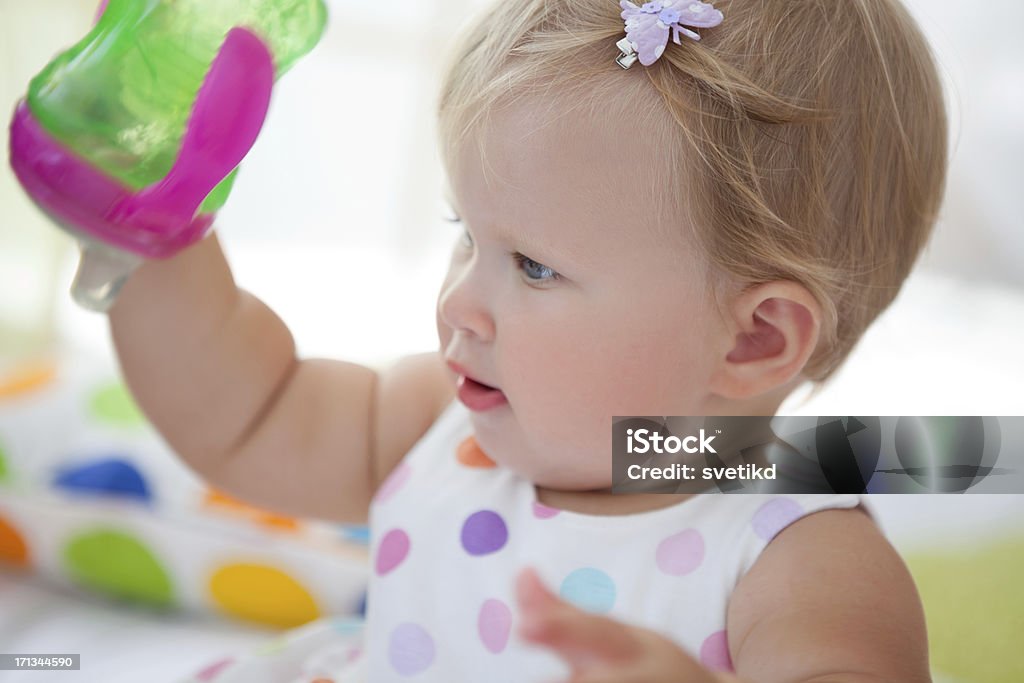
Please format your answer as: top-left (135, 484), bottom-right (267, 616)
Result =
top-left (532, 501), bottom-right (560, 519)
top-left (375, 462), bottom-right (411, 504)
top-left (477, 599), bottom-right (513, 653)
top-left (655, 528), bottom-right (705, 576)
top-left (376, 529), bottom-right (410, 575)
top-left (751, 497), bottom-right (804, 541)
top-left (388, 622), bottom-right (435, 676)
top-left (699, 630), bottom-right (734, 672)
top-left (460, 510), bottom-right (508, 556)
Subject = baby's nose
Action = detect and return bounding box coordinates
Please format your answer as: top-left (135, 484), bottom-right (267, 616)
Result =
top-left (437, 266), bottom-right (496, 342)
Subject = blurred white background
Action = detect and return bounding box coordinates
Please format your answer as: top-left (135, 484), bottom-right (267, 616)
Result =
top-left (1, 0), bottom-right (1022, 378)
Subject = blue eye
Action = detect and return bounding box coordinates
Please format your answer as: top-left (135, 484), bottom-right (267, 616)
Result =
top-left (513, 252), bottom-right (560, 284)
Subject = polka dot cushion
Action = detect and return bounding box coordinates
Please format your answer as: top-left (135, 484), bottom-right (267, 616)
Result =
top-left (0, 355), bottom-right (368, 629)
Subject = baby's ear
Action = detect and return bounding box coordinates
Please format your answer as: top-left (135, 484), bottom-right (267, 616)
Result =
top-left (708, 281), bottom-right (821, 400)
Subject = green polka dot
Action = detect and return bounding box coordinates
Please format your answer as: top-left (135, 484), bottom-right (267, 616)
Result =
top-left (88, 382), bottom-right (146, 428)
top-left (0, 440), bottom-right (9, 483)
top-left (62, 529), bottom-right (173, 607)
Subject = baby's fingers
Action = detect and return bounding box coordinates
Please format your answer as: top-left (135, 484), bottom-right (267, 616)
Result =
top-left (516, 567), bottom-right (641, 665)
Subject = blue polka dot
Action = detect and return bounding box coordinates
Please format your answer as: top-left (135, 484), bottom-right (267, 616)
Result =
top-left (53, 458), bottom-right (151, 503)
top-left (355, 590), bottom-right (367, 617)
top-left (332, 616), bottom-right (363, 636)
top-left (460, 510), bottom-right (508, 556)
top-left (560, 567), bottom-right (617, 614)
top-left (342, 525), bottom-right (370, 545)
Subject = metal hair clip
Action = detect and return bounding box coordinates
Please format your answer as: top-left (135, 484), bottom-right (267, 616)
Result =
top-left (616, 1), bottom-right (724, 69)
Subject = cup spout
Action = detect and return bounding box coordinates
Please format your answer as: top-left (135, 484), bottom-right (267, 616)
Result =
top-left (70, 238), bottom-right (142, 313)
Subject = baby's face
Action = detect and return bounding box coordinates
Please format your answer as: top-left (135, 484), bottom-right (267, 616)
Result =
top-left (437, 96), bottom-right (728, 491)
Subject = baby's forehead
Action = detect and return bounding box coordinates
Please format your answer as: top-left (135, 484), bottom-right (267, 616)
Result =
top-left (448, 84), bottom-right (681, 232)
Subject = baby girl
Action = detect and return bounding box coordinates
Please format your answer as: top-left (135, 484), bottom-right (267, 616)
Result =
top-left (107, 0), bottom-right (947, 680)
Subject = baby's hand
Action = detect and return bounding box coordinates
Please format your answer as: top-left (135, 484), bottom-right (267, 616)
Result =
top-left (515, 568), bottom-right (741, 683)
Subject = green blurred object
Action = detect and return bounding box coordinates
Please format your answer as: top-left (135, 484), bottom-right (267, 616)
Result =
top-left (906, 536), bottom-right (1024, 683)
top-left (62, 528), bottom-right (175, 607)
top-left (26, 0), bottom-right (328, 212)
top-left (0, 441), bottom-right (9, 483)
top-left (88, 381), bottom-right (146, 428)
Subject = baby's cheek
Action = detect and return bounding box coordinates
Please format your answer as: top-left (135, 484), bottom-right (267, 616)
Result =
top-left (523, 390), bottom-right (611, 476)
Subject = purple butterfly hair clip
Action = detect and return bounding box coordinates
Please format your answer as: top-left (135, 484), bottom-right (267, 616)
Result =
top-left (616, 1), bottom-right (724, 68)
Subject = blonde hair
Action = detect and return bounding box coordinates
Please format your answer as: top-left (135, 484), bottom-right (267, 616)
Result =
top-left (437, 0), bottom-right (948, 385)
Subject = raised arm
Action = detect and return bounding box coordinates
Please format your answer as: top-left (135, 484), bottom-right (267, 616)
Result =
top-left (108, 231), bottom-right (453, 523)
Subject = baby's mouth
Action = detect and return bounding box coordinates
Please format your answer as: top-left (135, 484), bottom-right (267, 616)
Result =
top-left (456, 375), bottom-right (508, 411)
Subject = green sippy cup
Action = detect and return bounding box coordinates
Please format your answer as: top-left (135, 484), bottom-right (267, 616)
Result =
top-left (8, 0), bottom-right (328, 311)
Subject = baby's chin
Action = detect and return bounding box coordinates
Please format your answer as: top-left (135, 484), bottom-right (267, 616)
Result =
top-left (466, 407), bottom-right (610, 488)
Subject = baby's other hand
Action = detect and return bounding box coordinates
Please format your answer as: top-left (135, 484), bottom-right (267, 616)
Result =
top-left (515, 567), bottom-right (741, 683)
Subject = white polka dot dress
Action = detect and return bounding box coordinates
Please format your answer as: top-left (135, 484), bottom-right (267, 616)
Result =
top-left (366, 399), bottom-right (876, 680)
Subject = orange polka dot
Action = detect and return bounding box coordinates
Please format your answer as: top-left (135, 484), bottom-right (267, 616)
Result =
top-left (0, 360), bottom-right (57, 400)
top-left (456, 436), bottom-right (496, 468)
top-left (0, 514), bottom-right (30, 568)
top-left (203, 490), bottom-right (300, 531)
